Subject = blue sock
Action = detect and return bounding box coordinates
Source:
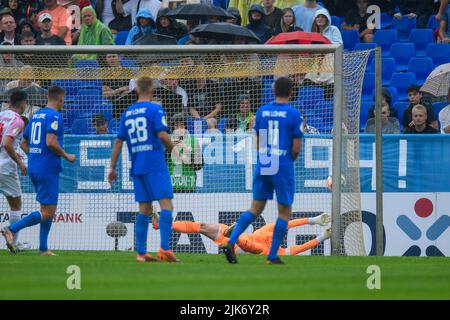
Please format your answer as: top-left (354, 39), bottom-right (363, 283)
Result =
top-left (8, 211), bottom-right (41, 234)
top-left (268, 218), bottom-right (288, 260)
top-left (135, 213), bottom-right (149, 255)
top-left (229, 211), bottom-right (256, 246)
top-left (159, 209), bottom-right (173, 250)
top-left (39, 218), bottom-right (53, 252)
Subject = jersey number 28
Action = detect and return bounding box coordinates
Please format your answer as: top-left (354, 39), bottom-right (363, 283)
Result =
top-left (125, 117), bottom-right (148, 144)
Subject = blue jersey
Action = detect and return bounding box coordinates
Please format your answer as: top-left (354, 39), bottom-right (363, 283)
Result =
top-left (24, 107), bottom-right (64, 174)
top-left (117, 101), bottom-right (169, 176)
top-left (253, 102), bottom-right (303, 172)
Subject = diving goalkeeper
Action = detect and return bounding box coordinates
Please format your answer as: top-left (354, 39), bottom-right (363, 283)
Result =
top-left (152, 212), bottom-right (331, 256)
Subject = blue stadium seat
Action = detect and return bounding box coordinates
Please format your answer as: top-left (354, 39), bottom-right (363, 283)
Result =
top-left (394, 101), bottom-right (410, 129)
top-left (355, 42), bottom-right (377, 70)
top-left (187, 117), bottom-right (207, 134)
top-left (426, 43), bottom-right (450, 69)
top-left (53, 79), bottom-right (81, 96)
top-left (390, 43), bottom-right (415, 71)
top-left (120, 58), bottom-right (138, 69)
top-left (427, 15), bottom-right (439, 31)
top-left (433, 101), bottom-right (449, 117)
top-left (390, 72), bottom-right (417, 101)
top-left (373, 29), bottom-right (398, 57)
top-left (362, 72), bottom-right (375, 101)
top-left (391, 16), bottom-right (416, 42)
top-left (109, 118), bottom-right (120, 134)
top-left (369, 57), bottom-right (396, 86)
top-left (261, 75), bottom-right (274, 104)
top-left (115, 30), bottom-right (129, 45)
top-left (341, 29), bottom-right (360, 51)
top-left (380, 12), bottom-right (392, 29)
top-left (75, 59), bottom-right (100, 69)
top-left (408, 57), bottom-right (433, 86)
top-left (218, 117), bottom-right (228, 133)
top-left (386, 86), bottom-right (398, 104)
top-left (409, 29), bottom-right (434, 57)
top-left (71, 117), bottom-right (95, 134)
top-left (331, 16), bottom-right (343, 29)
top-left (315, 100), bottom-right (333, 132)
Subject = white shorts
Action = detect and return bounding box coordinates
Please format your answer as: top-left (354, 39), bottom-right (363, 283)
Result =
top-left (0, 172), bottom-right (22, 198)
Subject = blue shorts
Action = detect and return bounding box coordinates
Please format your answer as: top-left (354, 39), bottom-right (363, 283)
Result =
top-left (29, 173), bottom-right (59, 205)
top-left (252, 168), bottom-right (295, 207)
top-left (133, 171), bottom-right (173, 203)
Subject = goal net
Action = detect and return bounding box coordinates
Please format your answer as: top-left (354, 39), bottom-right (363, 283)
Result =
top-left (0, 45), bottom-right (371, 256)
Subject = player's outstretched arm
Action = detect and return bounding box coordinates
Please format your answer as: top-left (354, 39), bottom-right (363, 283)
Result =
top-left (291, 137), bottom-right (301, 161)
top-left (46, 133), bottom-right (76, 162)
top-left (108, 138), bottom-right (123, 184)
top-left (3, 136), bottom-right (27, 175)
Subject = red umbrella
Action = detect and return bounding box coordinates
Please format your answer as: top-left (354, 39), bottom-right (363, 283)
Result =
top-left (266, 31), bottom-right (332, 45)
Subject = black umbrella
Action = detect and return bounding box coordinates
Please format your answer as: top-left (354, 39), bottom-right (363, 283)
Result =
top-left (0, 85), bottom-right (48, 106)
top-left (132, 33), bottom-right (178, 45)
top-left (190, 23), bottom-right (261, 43)
top-left (166, 4), bottom-right (234, 21)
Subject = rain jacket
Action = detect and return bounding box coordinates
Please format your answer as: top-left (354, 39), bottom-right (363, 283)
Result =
top-left (125, 8), bottom-right (156, 45)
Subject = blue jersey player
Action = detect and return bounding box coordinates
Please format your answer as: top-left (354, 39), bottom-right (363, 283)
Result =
top-left (108, 77), bottom-right (179, 263)
top-left (221, 77), bottom-right (302, 264)
top-left (1, 86), bottom-right (76, 255)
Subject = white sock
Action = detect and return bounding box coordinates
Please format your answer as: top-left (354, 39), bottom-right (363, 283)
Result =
top-left (9, 211), bottom-right (21, 245)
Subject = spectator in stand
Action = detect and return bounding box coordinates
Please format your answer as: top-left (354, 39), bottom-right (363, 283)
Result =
top-left (38, 0), bottom-right (72, 45)
top-left (98, 53), bottom-right (130, 101)
top-left (78, 6), bottom-right (115, 45)
top-left (436, 0), bottom-right (449, 21)
top-left (261, 0), bottom-right (283, 33)
top-left (364, 102), bottom-right (401, 133)
top-left (17, 31), bottom-right (36, 65)
top-left (156, 8), bottom-right (187, 41)
top-left (94, 0), bottom-right (132, 34)
top-left (183, 75), bottom-right (225, 119)
top-left (245, 4), bottom-right (272, 44)
top-left (438, 87), bottom-right (450, 133)
top-left (225, 94), bottom-right (255, 133)
top-left (125, 8), bottom-right (155, 45)
top-left (206, 118), bottom-right (221, 134)
top-left (311, 8), bottom-right (343, 44)
top-left (0, 43), bottom-right (23, 90)
top-left (438, 1), bottom-right (450, 42)
top-left (0, 14), bottom-right (20, 45)
top-left (274, 8), bottom-right (303, 35)
top-left (18, 19), bottom-right (38, 37)
top-left (92, 113), bottom-right (109, 134)
top-left (226, 7), bottom-right (242, 26)
top-left (392, 0), bottom-right (435, 29)
top-left (4, 0), bottom-right (24, 24)
top-left (368, 87), bottom-right (399, 120)
top-left (342, 0), bottom-right (374, 43)
top-left (403, 104), bottom-right (439, 134)
top-left (35, 12), bottom-right (66, 45)
top-left (320, 0), bottom-right (356, 17)
top-left (403, 84), bottom-right (438, 130)
top-left (115, 0), bottom-right (161, 28)
top-left (2, 1), bottom-right (45, 30)
top-left (293, 0), bottom-right (323, 32)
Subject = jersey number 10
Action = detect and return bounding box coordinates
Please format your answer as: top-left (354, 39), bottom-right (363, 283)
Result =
top-left (125, 117), bottom-right (148, 144)
top-left (30, 122), bottom-right (42, 145)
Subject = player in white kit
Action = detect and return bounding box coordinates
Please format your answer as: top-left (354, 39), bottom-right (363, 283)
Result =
top-left (0, 90), bottom-right (29, 251)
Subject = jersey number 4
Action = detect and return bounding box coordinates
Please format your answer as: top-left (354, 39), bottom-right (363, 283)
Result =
top-left (125, 117), bottom-right (148, 144)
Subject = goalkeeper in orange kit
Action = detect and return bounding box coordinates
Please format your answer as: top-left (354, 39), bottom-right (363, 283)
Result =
top-left (152, 212), bottom-right (331, 256)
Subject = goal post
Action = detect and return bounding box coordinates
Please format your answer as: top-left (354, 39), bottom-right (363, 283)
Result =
top-left (0, 45), bottom-right (371, 256)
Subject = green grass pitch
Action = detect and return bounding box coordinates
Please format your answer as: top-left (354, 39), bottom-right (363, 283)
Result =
top-left (1, 250), bottom-right (450, 300)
